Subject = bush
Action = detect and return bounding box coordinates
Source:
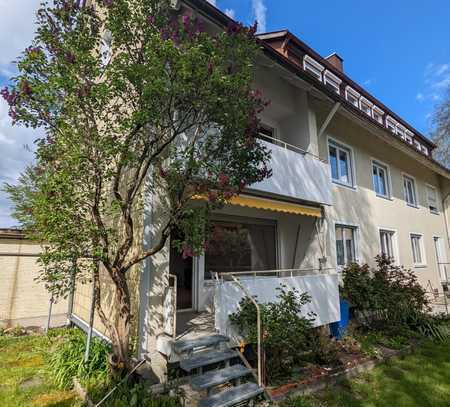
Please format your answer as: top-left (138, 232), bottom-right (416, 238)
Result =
top-left (341, 255), bottom-right (429, 330)
top-left (230, 284), bottom-right (315, 382)
top-left (47, 328), bottom-right (110, 389)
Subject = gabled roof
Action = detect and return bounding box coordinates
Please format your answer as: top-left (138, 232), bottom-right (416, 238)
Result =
top-left (184, 0), bottom-right (449, 176)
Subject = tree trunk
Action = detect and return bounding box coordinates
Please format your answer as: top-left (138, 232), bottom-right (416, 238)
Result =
top-left (94, 265), bottom-right (133, 375)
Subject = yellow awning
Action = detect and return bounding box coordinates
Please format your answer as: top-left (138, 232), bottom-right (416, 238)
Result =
top-left (192, 194), bottom-right (322, 218)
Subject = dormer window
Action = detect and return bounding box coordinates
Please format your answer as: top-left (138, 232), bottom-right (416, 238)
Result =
top-left (359, 97), bottom-right (373, 116)
top-left (396, 125), bottom-right (406, 140)
top-left (372, 106), bottom-right (384, 124)
top-left (414, 140), bottom-right (421, 150)
top-left (405, 130), bottom-right (414, 145)
top-left (303, 55), bottom-right (324, 81)
top-left (345, 86), bottom-right (360, 108)
top-left (323, 70), bottom-right (342, 94)
top-left (386, 116), bottom-right (397, 133)
top-left (422, 146), bottom-right (429, 156)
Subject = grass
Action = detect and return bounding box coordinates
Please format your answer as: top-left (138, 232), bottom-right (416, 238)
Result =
top-left (0, 332), bottom-right (82, 407)
top-left (282, 340), bottom-right (450, 407)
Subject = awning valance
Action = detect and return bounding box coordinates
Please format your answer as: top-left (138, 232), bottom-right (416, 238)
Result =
top-left (192, 194), bottom-right (322, 218)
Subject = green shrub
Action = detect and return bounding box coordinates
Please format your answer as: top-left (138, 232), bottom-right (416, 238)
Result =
top-left (342, 255), bottom-right (429, 331)
top-left (230, 284), bottom-right (315, 382)
top-left (47, 328), bottom-right (110, 389)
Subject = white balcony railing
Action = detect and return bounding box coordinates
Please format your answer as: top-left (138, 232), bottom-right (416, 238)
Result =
top-left (250, 137), bottom-right (333, 206)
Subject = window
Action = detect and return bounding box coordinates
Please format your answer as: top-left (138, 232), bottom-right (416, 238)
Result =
top-left (422, 145), bottom-right (429, 156)
top-left (303, 55), bottom-right (324, 81)
top-left (335, 225), bottom-right (357, 267)
top-left (426, 185), bottom-right (439, 214)
top-left (372, 106), bottom-right (384, 124)
top-left (396, 125), bottom-right (406, 140)
top-left (380, 229), bottom-right (396, 260)
top-left (405, 131), bottom-right (414, 145)
top-left (410, 234), bottom-right (425, 266)
top-left (204, 218), bottom-right (277, 279)
top-left (403, 175), bottom-right (417, 207)
top-left (386, 116), bottom-right (397, 133)
top-left (372, 161), bottom-right (390, 198)
top-left (359, 97), bottom-right (373, 116)
top-left (414, 140), bottom-right (422, 150)
top-left (329, 140), bottom-right (354, 187)
top-left (345, 86), bottom-right (360, 108)
top-left (323, 70), bottom-right (342, 94)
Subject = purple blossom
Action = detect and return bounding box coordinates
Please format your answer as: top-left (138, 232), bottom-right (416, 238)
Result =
top-left (182, 14), bottom-right (191, 32)
top-left (103, 0), bottom-right (113, 7)
top-left (1, 87), bottom-right (18, 106)
top-left (147, 15), bottom-right (155, 25)
top-left (20, 80), bottom-right (33, 96)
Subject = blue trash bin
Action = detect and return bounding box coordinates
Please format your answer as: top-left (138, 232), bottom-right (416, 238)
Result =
top-left (330, 299), bottom-right (350, 339)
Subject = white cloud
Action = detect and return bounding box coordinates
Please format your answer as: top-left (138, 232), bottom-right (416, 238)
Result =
top-left (252, 0), bottom-right (267, 33)
top-left (224, 8), bottom-right (236, 19)
top-left (363, 78), bottom-right (373, 86)
top-left (416, 62), bottom-right (450, 104)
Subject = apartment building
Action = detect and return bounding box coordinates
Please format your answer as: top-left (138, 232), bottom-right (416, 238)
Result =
top-left (70, 0), bottom-right (450, 383)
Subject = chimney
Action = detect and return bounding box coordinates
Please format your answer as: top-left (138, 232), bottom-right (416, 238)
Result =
top-left (325, 53), bottom-right (344, 73)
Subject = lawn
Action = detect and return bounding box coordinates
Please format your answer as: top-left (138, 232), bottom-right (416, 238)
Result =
top-left (284, 340), bottom-right (450, 407)
top-left (0, 332), bottom-right (82, 407)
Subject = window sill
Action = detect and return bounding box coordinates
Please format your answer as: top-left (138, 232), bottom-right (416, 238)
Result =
top-left (406, 203), bottom-right (419, 209)
top-left (414, 264), bottom-right (427, 269)
top-left (430, 210), bottom-right (439, 215)
top-left (332, 180), bottom-right (357, 191)
top-left (376, 194), bottom-right (393, 201)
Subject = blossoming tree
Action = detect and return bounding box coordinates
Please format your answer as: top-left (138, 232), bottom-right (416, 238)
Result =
top-left (3, 0), bottom-right (271, 371)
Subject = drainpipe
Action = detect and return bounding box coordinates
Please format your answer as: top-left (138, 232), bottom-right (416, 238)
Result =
top-left (442, 193), bottom-right (450, 249)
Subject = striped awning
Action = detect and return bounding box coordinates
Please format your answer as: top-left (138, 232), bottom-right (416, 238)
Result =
top-left (193, 194), bottom-right (322, 218)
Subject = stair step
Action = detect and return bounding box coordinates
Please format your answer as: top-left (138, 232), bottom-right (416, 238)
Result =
top-left (198, 382), bottom-right (264, 407)
top-left (191, 365), bottom-right (251, 391)
top-left (180, 349), bottom-right (239, 372)
top-left (174, 335), bottom-right (230, 355)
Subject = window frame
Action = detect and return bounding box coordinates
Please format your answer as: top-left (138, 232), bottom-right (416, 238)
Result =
top-left (323, 69), bottom-right (342, 94)
top-left (334, 222), bottom-right (360, 270)
top-left (327, 138), bottom-right (356, 189)
top-left (378, 227), bottom-right (399, 263)
top-left (371, 159), bottom-right (392, 199)
top-left (359, 96), bottom-right (373, 116)
top-left (425, 184), bottom-right (439, 214)
top-left (403, 173), bottom-right (418, 208)
top-left (372, 105), bottom-right (384, 124)
top-left (303, 55), bottom-right (325, 81)
top-left (410, 232), bottom-right (427, 267)
top-left (345, 86), bottom-right (360, 108)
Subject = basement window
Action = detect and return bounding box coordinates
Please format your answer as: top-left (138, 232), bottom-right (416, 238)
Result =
top-left (303, 55), bottom-right (325, 81)
top-left (323, 70), bottom-right (342, 94)
top-left (345, 86), bottom-right (360, 108)
top-left (372, 106), bottom-right (384, 124)
top-left (359, 97), bottom-right (373, 116)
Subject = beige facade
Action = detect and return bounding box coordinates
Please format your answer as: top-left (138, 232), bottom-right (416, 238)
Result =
top-left (0, 231), bottom-right (68, 328)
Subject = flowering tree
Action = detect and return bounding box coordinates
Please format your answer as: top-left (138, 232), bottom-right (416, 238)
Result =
top-left (430, 87), bottom-right (450, 168)
top-left (3, 0), bottom-right (270, 371)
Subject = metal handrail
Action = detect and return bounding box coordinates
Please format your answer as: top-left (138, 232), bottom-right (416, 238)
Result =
top-left (217, 267), bottom-right (335, 278)
top-left (228, 274), bottom-right (263, 387)
top-left (258, 133), bottom-right (327, 164)
top-left (168, 274), bottom-right (177, 339)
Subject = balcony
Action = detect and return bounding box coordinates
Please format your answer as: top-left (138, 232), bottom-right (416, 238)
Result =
top-left (249, 138), bottom-right (333, 206)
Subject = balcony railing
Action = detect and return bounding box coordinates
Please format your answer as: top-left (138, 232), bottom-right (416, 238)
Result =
top-left (250, 138), bottom-right (333, 206)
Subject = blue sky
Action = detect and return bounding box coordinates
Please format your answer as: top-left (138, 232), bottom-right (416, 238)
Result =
top-left (0, 0), bottom-right (449, 227)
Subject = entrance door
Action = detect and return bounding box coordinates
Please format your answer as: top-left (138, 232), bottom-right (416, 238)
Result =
top-left (170, 234), bottom-right (193, 310)
top-left (434, 237), bottom-right (448, 282)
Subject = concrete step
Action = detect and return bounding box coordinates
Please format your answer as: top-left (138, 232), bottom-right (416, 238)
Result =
top-left (180, 349), bottom-right (239, 373)
top-left (191, 365), bottom-right (251, 391)
top-left (198, 382), bottom-right (264, 407)
top-left (174, 334), bottom-right (230, 355)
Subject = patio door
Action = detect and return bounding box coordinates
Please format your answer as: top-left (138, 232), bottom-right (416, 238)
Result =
top-left (169, 232), bottom-right (193, 311)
